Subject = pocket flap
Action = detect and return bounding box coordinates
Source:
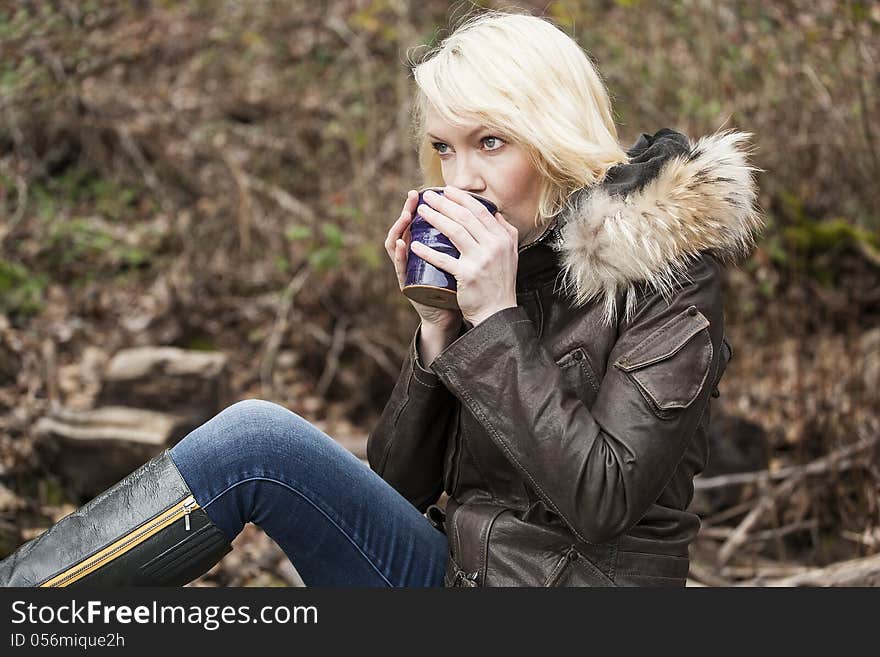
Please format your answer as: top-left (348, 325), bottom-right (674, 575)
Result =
top-left (616, 306), bottom-right (709, 372)
top-left (614, 305), bottom-right (713, 413)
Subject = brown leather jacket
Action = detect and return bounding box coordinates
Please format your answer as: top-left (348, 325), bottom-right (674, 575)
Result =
top-left (367, 128), bottom-right (762, 586)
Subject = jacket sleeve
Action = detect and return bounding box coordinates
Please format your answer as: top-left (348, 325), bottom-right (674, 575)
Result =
top-left (366, 322), bottom-right (464, 513)
top-left (429, 256), bottom-right (726, 544)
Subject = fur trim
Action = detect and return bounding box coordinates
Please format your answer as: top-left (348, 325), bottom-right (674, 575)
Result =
top-left (556, 129), bottom-right (763, 325)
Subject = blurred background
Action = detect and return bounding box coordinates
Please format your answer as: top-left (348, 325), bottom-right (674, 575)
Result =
top-left (0, 0), bottom-right (877, 586)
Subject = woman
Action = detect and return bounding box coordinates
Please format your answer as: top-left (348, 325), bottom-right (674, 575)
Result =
top-left (0, 11), bottom-right (760, 587)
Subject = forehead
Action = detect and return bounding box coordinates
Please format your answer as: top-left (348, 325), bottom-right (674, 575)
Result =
top-left (424, 104), bottom-right (484, 136)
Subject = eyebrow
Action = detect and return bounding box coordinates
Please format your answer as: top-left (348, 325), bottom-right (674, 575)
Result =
top-left (426, 126), bottom-right (486, 142)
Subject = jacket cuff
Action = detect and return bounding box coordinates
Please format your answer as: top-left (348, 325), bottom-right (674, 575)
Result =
top-left (412, 324), bottom-right (442, 388)
top-left (430, 306), bottom-right (528, 374)
top-left (415, 320), bottom-right (471, 386)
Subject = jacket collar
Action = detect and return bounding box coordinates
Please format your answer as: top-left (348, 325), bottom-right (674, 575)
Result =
top-left (516, 128), bottom-right (762, 324)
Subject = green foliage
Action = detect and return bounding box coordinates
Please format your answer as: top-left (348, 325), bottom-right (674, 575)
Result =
top-left (52, 168), bottom-right (142, 221)
top-left (285, 225), bottom-right (312, 241)
top-left (774, 187), bottom-right (880, 286)
top-left (0, 259), bottom-right (46, 320)
top-left (40, 217), bottom-right (150, 281)
top-left (186, 334), bottom-right (216, 351)
top-left (784, 218), bottom-right (880, 254)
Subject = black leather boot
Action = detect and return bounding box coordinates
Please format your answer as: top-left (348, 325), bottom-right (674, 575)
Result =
top-left (0, 449), bottom-right (232, 587)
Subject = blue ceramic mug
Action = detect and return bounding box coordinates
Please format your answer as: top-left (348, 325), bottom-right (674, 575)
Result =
top-left (403, 186), bottom-right (499, 310)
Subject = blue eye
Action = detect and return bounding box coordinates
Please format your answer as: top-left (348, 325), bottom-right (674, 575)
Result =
top-left (430, 136), bottom-right (504, 156)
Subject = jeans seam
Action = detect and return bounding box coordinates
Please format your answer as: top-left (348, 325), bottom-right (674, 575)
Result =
top-left (202, 475), bottom-right (394, 587)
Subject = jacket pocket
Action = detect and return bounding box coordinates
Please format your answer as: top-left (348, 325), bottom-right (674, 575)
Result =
top-left (614, 305), bottom-right (713, 416)
top-left (446, 502), bottom-right (508, 587)
top-left (555, 346), bottom-right (600, 405)
top-left (543, 545), bottom-right (617, 587)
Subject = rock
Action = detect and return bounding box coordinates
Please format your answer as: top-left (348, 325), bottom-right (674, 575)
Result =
top-left (95, 346), bottom-right (231, 416)
top-left (32, 406), bottom-right (198, 500)
top-left (860, 328), bottom-right (880, 397)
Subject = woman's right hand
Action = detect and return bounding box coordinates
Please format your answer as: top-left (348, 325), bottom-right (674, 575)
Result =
top-left (385, 189), bottom-right (463, 333)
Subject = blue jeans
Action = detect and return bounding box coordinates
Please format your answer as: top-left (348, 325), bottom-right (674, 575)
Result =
top-left (167, 399), bottom-right (448, 587)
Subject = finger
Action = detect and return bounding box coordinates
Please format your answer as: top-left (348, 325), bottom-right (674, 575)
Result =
top-left (496, 212), bottom-right (518, 244)
top-left (440, 186), bottom-right (505, 238)
top-left (416, 201), bottom-right (478, 255)
top-left (402, 189), bottom-right (418, 215)
top-left (422, 188), bottom-right (494, 245)
top-left (410, 240), bottom-right (461, 277)
top-left (394, 238), bottom-right (408, 288)
top-left (385, 205), bottom-right (414, 257)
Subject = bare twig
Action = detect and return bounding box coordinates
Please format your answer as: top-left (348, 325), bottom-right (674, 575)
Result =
top-left (0, 166), bottom-right (28, 247)
top-left (715, 437), bottom-right (878, 565)
top-left (701, 499), bottom-right (757, 526)
top-left (739, 553), bottom-right (880, 587)
top-left (218, 147), bottom-right (254, 256)
top-left (246, 175), bottom-right (317, 225)
top-left (315, 317), bottom-right (349, 398)
top-left (841, 527), bottom-right (880, 549)
top-left (688, 561), bottom-right (733, 587)
top-left (260, 267), bottom-right (312, 397)
top-left (116, 125), bottom-right (172, 216)
top-left (722, 563), bottom-right (811, 581)
top-left (695, 437), bottom-right (880, 490)
top-left (347, 328), bottom-right (400, 380)
top-left (41, 339), bottom-right (59, 412)
top-left (718, 477), bottom-right (792, 566)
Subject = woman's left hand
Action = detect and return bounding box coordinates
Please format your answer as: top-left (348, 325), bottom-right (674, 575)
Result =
top-left (410, 185), bottom-right (519, 327)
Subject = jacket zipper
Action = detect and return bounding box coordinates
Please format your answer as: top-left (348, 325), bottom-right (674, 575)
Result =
top-left (448, 407), bottom-right (463, 495)
top-left (457, 569), bottom-right (479, 587)
top-left (544, 546), bottom-right (580, 587)
top-left (517, 221), bottom-right (556, 254)
top-left (38, 495), bottom-right (200, 587)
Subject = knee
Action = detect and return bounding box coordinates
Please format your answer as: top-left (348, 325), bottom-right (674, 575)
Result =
top-left (221, 399), bottom-right (307, 436)
top-left (225, 398), bottom-right (293, 419)
top-left (180, 399), bottom-right (309, 456)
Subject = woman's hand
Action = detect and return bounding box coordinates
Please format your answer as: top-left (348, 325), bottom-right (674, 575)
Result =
top-left (410, 186), bottom-right (519, 327)
top-left (384, 189), bottom-right (463, 334)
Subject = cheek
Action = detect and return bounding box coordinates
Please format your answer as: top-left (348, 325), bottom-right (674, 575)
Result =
top-left (493, 159), bottom-right (541, 211)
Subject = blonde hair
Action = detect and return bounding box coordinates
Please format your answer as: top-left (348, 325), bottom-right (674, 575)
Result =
top-left (409, 9), bottom-right (630, 230)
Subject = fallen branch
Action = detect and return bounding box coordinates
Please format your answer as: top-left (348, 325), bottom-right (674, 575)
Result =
top-left (688, 561), bottom-right (733, 587)
top-left (716, 437), bottom-right (877, 565)
top-left (739, 553), bottom-right (880, 587)
top-left (695, 436), bottom-right (880, 490)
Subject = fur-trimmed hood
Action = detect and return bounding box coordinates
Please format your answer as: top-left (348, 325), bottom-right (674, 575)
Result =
top-left (529, 128), bottom-right (763, 325)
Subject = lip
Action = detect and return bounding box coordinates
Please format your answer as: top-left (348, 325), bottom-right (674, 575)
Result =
top-left (417, 185), bottom-right (500, 213)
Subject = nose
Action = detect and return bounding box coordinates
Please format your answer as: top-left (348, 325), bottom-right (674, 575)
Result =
top-left (445, 156), bottom-right (485, 195)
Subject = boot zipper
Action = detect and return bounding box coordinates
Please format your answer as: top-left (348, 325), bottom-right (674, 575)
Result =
top-left (183, 498), bottom-right (197, 531)
top-left (39, 495), bottom-right (201, 587)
